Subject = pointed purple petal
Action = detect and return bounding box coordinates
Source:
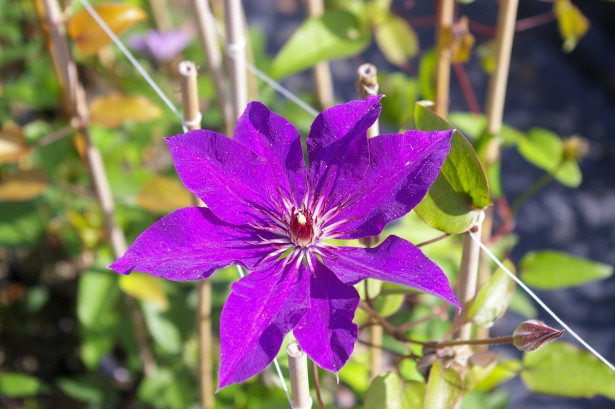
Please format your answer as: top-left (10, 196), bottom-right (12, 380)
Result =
top-left (339, 129), bottom-right (453, 238)
top-left (294, 261), bottom-right (359, 373)
top-left (218, 261), bottom-right (310, 388)
top-left (109, 207), bottom-right (272, 280)
top-left (306, 96), bottom-right (381, 208)
top-left (324, 235), bottom-right (460, 307)
top-left (166, 130), bottom-right (281, 226)
top-left (234, 102), bottom-right (307, 204)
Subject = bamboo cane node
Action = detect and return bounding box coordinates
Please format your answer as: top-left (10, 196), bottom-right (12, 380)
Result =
top-left (226, 37), bottom-right (247, 55)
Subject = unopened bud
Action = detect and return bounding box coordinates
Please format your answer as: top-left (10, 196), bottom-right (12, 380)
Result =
top-left (512, 320), bottom-right (564, 352)
top-left (562, 135), bottom-right (589, 162)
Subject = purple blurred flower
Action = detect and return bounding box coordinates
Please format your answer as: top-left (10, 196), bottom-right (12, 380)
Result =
top-left (110, 96), bottom-right (459, 388)
top-left (129, 29), bottom-right (191, 62)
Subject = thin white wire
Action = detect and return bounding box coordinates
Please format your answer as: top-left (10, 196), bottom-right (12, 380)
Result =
top-left (469, 231), bottom-right (615, 372)
top-left (75, 0), bottom-right (188, 133)
top-left (76, 0), bottom-right (293, 402)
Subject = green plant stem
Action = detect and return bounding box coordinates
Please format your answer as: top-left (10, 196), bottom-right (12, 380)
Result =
top-left (510, 171), bottom-right (555, 215)
top-left (427, 335), bottom-right (513, 348)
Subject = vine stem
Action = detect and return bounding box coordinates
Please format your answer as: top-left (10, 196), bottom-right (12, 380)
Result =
top-left (178, 61), bottom-right (214, 409)
top-left (510, 171), bottom-right (555, 215)
top-left (358, 303), bottom-right (427, 346)
top-left (40, 0), bottom-right (156, 376)
top-left (312, 361), bottom-right (326, 409)
top-left (307, 0), bottom-right (333, 110)
top-left (426, 335), bottom-right (513, 348)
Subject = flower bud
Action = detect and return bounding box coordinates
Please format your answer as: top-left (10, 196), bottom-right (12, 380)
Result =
top-left (512, 320), bottom-right (564, 352)
top-left (562, 135), bottom-right (589, 162)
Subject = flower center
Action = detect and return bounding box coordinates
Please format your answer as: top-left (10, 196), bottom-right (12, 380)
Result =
top-left (289, 208), bottom-right (315, 247)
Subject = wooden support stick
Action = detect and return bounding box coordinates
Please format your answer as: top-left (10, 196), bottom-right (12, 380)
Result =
top-left (192, 0), bottom-right (232, 135)
top-left (455, 221), bottom-right (483, 340)
top-left (307, 0), bottom-right (333, 110)
top-left (178, 61), bottom-right (214, 409)
top-left (434, 0), bottom-right (454, 117)
top-left (288, 341), bottom-right (312, 409)
top-left (223, 0), bottom-right (248, 124)
top-left (41, 0), bottom-right (155, 376)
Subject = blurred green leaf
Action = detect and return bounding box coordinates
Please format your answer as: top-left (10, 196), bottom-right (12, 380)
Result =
top-left (270, 10), bottom-right (370, 79)
top-left (517, 128), bottom-right (582, 187)
top-left (424, 361), bottom-right (462, 409)
top-left (77, 268), bottom-right (121, 329)
top-left (414, 102), bottom-right (491, 233)
top-left (554, 0), bottom-right (589, 52)
top-left (56, 377), bottom-right (104, 404)
top-left (522, 342), bottom-right (615, 399)
top-left (379, 73), bottom-right (417, 127)
top-left (447, 112), bottom-right (524, 146)
top-left (373, 294), bottom-right (405, 317)
top-left (339, 359), bottom-right (370, 393)
top-left (508, 290), bottom-right (537, 319)
top-left (461, 389), bottom-right (509, 409)
top-left (364, 372), bottom-right (407, 409)
top-left (402, 381), bottom-right (426, 407)
top-left (465, 260), bottom-right (515, 327)
top-left (418, 49), bottom-right (437, 101)
top-left (520, 250), bottom-right (613, 289)
top-left (0, 201), bottom-right (45, 248)
top-left (142, 301), bottom-right (182, 354)
top-left (374, 14), bottom-right (418, 67)
top-left (474, 359), bottom-right (521, 391)
top-left (20, 286), bottom-right (50, 313)
top-left (0, 373), bottom-right (46, 397)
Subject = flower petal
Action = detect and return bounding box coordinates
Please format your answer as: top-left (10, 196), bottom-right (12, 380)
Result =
top-left (218, 261), bottom-right (310, 389)
top-left (109, 207), bottom-right (272, 280)
top-left (324, 235), bottom-right (460, 307)
top-left (306, 96), bottom-right (381, 208)
top-left (234, 102), bottom-right (307, 205)
top-left (339, 129), bottom-right (453, 238)
top-left (294, 261), bottom-right (359, 372)
top-left (166, 130), bottom-right (281, 226)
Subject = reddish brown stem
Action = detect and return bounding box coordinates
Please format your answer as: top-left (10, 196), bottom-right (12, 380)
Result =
top-left (453, 63), bottom-right (481, 114)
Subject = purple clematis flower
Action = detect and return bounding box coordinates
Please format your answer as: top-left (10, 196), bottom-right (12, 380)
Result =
top-left (110, 96), bottom-right (459, 388)
top-left (129, 29), bottom-right (192, 62)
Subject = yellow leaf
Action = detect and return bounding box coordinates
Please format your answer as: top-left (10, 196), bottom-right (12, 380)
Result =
top-left (0, 124), bottom-right (30, 164)
top-left (72, 133), bottom-right (87, 159)
top-left (0, 169), bottom-right (47, 201)
top-left (119, 273), bottom-right (169, 310)
top-left (554, 0), bottom-right (589, 52)
top-left (451, 17), bottom-right (475, 64)
top-left (136, 176), bottom-right (193, 213)
top-left (89, 93), bottom-right (163, 128)
top-left (68, 4), bottom-right (147, 55)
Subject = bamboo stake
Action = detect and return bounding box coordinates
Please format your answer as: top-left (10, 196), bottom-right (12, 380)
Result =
top-left (192, 0), bottom-right (232, 135)
top-left (149, 0), bottom-right (173, 32)
top-left (307, 0), bottom-right (333, 110)
top-left (288, 341), bottom-right (312, 409)
top-left (434, 0), bottom-right (454, 117)
top-left (223, 0), bottom-right (248, 124)
top-left (178, 61), bottom-right (214, 409)
top-left (455, 221), bottom-right (482, 340)
top-left (479, 0), bottom-right (520, 343)
top-left (41, 0), bottom-right (156, 376)
top-left (356, 63), bottom-right (381, 377)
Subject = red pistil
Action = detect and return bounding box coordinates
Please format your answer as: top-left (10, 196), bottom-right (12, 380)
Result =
top-left (289, 208), bottom-right (315, 247)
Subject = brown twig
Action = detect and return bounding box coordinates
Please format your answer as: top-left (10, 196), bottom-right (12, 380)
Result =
top-left (358, 302), bottom-right (427, 346)
top-left (416, 232), bottom-right (451, 248)
top-left (312, 361), bottom-right (326, 409)
top-left (453, 63), bottom-right (481, 114)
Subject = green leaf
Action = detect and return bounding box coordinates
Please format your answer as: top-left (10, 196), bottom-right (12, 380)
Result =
top-left (521, 342), bottom-right (615, 399)
top-left (418, 49), bottom-right (437, 101)
top-left (520, 250), bottom-right (613, 289)
top-left (270, 10), bottom-right (370, 79)
top-left (474, 359), bottom-right (521, 391)
top-left (554, 0), bottom-right (589, 52)
top-left (364, 372), bottom-right (411, 409)
top-left (517, 128), bottom-right (582, 187)
top-left (0, 373), bottom-right (46, 397)
top-left (0, 201), bottom-right (45, 248)
top-left (379, 73), bottom-right (417, 127)
top-left (447, 112), bottom-right (524, 146)
top-left (373, 294), bottom-right (405, 317)
top-left (402, 381), bottom-right (426, 408)
top-left (374, 14), bottom-right (418, 67)
top-left (142, 301), bottom-right (182, 354)
top-left (414, 102), bottom-right (491, 233)
top-left (465, 260), bottom-right (516, 327)
top-left (77, 268), bottom-right (121, 329)
top-left (508, 290), bottom-right (537, 319)
top-left (424, 361), bottom-right (462, 409)
top-left (56, 377), bottom-right (104, 404)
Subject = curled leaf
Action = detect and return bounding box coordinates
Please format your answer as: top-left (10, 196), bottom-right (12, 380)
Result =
top-left (89, 93), bottom-right (163, 128)
top-left (68, 4), bottom-right (147, 55)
